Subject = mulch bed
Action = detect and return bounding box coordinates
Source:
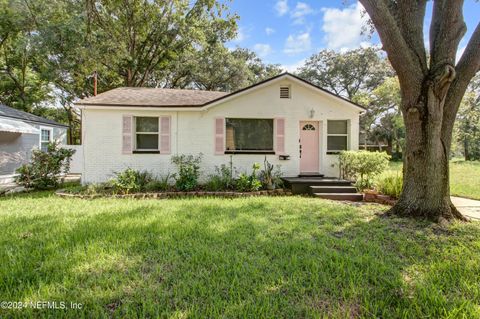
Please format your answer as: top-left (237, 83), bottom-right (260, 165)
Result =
top-left (55, 188), bottom-right (292, 199)
top-left (363, 192), bottom-right (397, 206)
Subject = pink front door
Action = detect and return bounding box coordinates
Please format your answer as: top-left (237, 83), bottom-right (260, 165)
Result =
top-left (299, 121), bottom-right (320, 173)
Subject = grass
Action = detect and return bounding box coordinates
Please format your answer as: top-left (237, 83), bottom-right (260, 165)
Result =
top-left (1, 193), bottom-right (480, 318)
top-left (385, 160), bottom-right (480, 200)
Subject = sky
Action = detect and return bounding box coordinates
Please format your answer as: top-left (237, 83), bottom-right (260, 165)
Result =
top-left (226, 0), bottom-right (480, 72)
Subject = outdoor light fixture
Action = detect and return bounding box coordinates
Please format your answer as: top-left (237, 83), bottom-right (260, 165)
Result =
top-left (309, 108), bottom-right (315, 118)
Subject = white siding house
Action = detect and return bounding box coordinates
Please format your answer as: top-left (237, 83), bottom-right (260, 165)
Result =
top-left (76, 73), bottom-right (364, 184)
top-left (0, 104), bottom-right (68, 183)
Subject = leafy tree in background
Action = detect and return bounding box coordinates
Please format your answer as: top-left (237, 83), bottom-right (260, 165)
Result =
top-left (0, 0), bottom-right (53, 111)
top-left (297, 47), bottom-right (393, 100)
top-left (160, 46), bottom-right (282, 91)
top-left (359, 0), bottom-right (480, 221)
top-left (455, 74), bottom-right (480, 160)
top-left (355, 77), bottom-right (405, 159)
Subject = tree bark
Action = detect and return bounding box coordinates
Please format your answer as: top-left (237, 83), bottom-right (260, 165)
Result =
top-left (389, 66), bottom-right (468, 221)
top-left (359, 0), bottom-right (480, 222)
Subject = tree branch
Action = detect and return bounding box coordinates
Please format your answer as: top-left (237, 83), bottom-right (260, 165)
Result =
top-left (359, 0), bottom-right (424, 100)
top-left (442, 21), bottom-right (480, 145)
top-left (430, 0), bottom-right (467, 68)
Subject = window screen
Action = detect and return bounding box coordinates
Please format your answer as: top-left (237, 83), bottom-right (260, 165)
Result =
top-left (225, 119), bottom-right (274, 151)
top-left (135, 117), bottom-right (159, 150)
top-left (327, 120), bottom-right (348, 152)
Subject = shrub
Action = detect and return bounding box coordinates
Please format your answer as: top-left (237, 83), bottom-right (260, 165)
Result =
top-left (86, 182), bottom-right (113, 195)
top-left (205, 164), bottom-right (236, 191)
top-left (171, 154), bottom-right (202, 191)
top-left (339, 151), bottom-right (391, 191)
top-left (112, 168), bottom-right (153, 194)
top-left (15, 142), bottom-right (75, 189)
top-left (376, 173), bottom-right (403, 199)
top-left (144, 173), bottom-right (173, 192)
top-left (259, 157), bottom-right (284, 189)
top-left (236, 163), bottom-right (262, 192)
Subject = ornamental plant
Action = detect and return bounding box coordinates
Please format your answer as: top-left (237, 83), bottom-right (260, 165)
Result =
top-left (15, 142), bottom-right (75, 190)
top-left (339, 151), bottom-right (391, 191)
top-left (171, 153), bottom-right (203, 191)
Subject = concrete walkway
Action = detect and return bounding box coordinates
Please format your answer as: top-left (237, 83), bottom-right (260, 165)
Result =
top-left (451, 196), bottom-right (480, 220)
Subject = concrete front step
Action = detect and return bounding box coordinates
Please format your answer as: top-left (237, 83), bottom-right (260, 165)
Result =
top-left (313, 193), bottom-right (364, 201)
top-left (309, 185), bottom-right (358, 194)
top-left (298, 172), bottom-right (325, 178)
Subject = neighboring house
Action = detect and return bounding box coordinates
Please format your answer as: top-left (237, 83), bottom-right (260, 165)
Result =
top-left (0, 104), bottom-right (68, 181)
top-left (75, 73), bottom-right (364, 184)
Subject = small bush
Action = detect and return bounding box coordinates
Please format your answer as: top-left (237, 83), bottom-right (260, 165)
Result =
top-left (376, 173), bottom-right (403, 199)
top-left (339, 151), bottom-right (391, 191)
top-left (205, 164), bottom-right (236, 191)
top-left (15, 142), bottom-right (75, 190)
top-left (236, 163), bottom-right (262, 192)
top-left (144, 173), bottom-right (173, 192)
top-left (171, 154), bottom-right (202, 191)
top-left (259, 157), bottom-right (284, 189)
top-left (112, 168), bottom-right (153, 194)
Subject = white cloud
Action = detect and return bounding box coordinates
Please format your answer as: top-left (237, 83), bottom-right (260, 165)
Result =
top-left (253, 43), bottom-right (273, 57)
top-left (284, 32), bottom-right (311, 55)
top-left (275, 0), bottom-right (289, 16)
top-left (265, 27), bottom-right (275, 36)
top-left (281, 59), bottom-right (306, 72)
top-left (291, 2), bottom-right (313, 24)
top-left (321, 2), bottom-right (370, 51)
top-left (232, 27), bottom-right (248, 43)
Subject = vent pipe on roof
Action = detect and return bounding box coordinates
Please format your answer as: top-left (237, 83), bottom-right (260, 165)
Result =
top-left (93, 71), bottom-right (97, 96)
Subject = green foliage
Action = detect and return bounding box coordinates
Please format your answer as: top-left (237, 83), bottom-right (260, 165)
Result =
top-left (205, 164), bottom-right (236, 191)
top-left (111, 168), bottom-right (153, 194)
top-left (297, 48), bottom-right (393, 100)
top-left (236, 163), bottom-right (262, 192)
top-left (376, 173), bottom-right (403, 199)
top-left (15, 142), bottom-right (75, 189)
top-left (259, 157), bottom-right (283, 189)
top-left (454, 74), bottom-right (480, 160)
top-left (339, 151), bottom-right (391, 191)
top-left (144, 174), bottom-right (173, 192)
top-left (171, 154), bottom-right (203, 191)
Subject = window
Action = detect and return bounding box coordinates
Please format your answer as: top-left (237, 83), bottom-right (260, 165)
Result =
top-left (280, 86), bottom-right (290, 98)
top-left (302, 124), bottom-right (316, 131)
top-left (135, 117), bottom-right (159, 150)
top-left (327, 120), bottom-right (348, 153)
top-left (40, 127), bottom-right (52, 152)
top-left (225, 118), bottom-right (274, 152)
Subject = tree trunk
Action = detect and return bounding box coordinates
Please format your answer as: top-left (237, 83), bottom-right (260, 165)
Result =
top-left (464, 138), bottom-right (469, 161)
top-left (389, 79), bottom-right (468, 222)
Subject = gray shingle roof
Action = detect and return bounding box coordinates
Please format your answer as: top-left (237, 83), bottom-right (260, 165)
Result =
top-left (75, 87), bottom-right (228, 107)
top-left (0, 104), bottom-right (68, 127)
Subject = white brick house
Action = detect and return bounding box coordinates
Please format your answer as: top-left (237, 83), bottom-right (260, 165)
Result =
top-left (75, 73), bottom-right (364, 184)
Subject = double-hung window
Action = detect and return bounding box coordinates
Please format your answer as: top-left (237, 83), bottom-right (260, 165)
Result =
top-left (327, 120), bottom-right (349, 154)
top-left (40, 127), bottom-right (52, 152)
top-left (135, 117), bottom-right (159, 151)
top-left (225, 118), bottom-right (274, 153)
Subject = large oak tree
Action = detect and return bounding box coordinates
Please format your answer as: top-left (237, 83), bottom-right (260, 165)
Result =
top-left (359, 0), bottom-right (480, 221)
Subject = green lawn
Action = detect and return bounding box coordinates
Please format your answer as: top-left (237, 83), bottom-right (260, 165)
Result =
top-left (386, 160), bottom-right (480, 200)
top-left (1, 193), bottom-right (480, 318)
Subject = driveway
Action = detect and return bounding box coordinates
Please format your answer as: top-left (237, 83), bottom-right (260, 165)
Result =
top-left (451, 196), bottom-right (480, 220)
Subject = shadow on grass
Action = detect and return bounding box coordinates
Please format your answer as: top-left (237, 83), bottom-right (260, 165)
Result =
top-left (1, 196), bottom-right (479, 318)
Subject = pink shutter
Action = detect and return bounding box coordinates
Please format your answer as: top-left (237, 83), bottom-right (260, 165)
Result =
top-left (275, 118), bottom-right (285, 154)
top-left (214, 118), bottom-right (224, 155)
top-left (160, 116), bottom-right (171, 154)
top-left (122, 115), bottom-right (133, 154)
